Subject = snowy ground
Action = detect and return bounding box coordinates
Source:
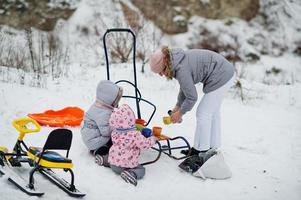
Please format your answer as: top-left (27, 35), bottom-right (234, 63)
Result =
top-left (1, 0), bottom-right (301, 199)
top-left (0, 61), bottom-right (301, 200)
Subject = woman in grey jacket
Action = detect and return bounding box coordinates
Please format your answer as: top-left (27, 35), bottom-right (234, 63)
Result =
top-left (81, 80), bottom-right (123, 166)
top-left (149, 47), bottom-right (235, 156)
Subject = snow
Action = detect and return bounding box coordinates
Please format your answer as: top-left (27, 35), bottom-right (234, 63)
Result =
top-left (47, 0), bottom-right (81, 9)
top-left (173, 15), bottom-right (186, 23)
top-left (0, 0), bottom-right (301, 199)
top-left (0, 63), bottom-right (301, 200)
top-left (236, 53), bottom-right (301, 84)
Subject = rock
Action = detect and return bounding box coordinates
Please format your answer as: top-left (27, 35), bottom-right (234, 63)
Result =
top-left (132, 0), bottom-right (259, 34)
top-left (0, 0), bottom-right (76, 31)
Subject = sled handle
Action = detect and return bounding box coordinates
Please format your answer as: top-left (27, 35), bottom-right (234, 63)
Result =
top-left (121, 96), bottom-right (156, 127)
top-left (103, 28), bottom-right (137, 81)
top-left (103, 28), bottom-right (137, 83)
top-left (103, 28), bottom-right (141, 118)
top-left (12, 118), bottom-right (41, 140)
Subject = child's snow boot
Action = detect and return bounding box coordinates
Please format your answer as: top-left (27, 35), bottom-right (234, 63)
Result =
top-left (95, 154), bottom-right (104, 165)
top-left (95, 154), bottom-right (110, 167)
top-left (120, 171), bottom-right (137, 186)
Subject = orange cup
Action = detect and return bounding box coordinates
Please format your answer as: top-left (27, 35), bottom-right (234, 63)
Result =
top-left (152, 126), bottom-right (162, 136)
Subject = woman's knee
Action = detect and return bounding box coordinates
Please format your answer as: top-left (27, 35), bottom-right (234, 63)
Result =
top-left (196, 111), bottom-right (213, 120)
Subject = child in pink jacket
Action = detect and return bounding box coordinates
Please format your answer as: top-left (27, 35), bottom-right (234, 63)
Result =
top-left (108, 104), bottom-right (156, 186)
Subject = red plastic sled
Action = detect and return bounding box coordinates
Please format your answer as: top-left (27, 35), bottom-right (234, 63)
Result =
top-left (28, 107), bottom-right (84, 127)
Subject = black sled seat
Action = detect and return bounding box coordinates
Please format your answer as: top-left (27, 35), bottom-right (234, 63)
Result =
top-left (26, 128), bottom-right (85, 197)
top-left (27, 129), bottom-right (73, 169)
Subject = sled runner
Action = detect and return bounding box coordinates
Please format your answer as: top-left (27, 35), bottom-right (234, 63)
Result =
top-left (151, 135), bottom-right (190, 161)
top-left (0, 169), bottom-right (5, 176)
top-left (103, 28), bottom-right (191, 165)
top-left (0, 118), bottom-right (85, 197)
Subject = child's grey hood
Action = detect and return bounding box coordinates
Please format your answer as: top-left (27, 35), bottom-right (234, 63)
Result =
top-left (96, 80), bottom-right (120, 105)
top-left (170, 48), bottom-right (185, 77)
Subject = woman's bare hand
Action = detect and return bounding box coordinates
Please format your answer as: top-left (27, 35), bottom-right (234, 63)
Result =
top-left (172, 106), bottom-right (180, 113)
top-left (171, 110), bottom-right (183, 123)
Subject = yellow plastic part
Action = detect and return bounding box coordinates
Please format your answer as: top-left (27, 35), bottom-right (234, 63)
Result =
top-left (0, 146), bottom-right (11, 160)
top-left (0, 146), bottom-right (8, 153)
top-left (163, 116), bottom-right (172, 125)
top-left (12, 118), bottom-right (41, 141)
top-left (27, 151), bottom-right (73, 169)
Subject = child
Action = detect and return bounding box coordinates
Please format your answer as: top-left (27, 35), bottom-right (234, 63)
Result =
top-left (108, 104), bottom-right (156, 186)
top-left (81, 80), bottom-right (123, 167)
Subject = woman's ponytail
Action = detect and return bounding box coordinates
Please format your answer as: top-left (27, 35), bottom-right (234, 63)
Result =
top-left (161, 46), bottom-right (173, 80)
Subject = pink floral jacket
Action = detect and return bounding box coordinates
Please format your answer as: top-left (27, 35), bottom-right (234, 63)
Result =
top-left (108, 104), bottom-right (156, 168)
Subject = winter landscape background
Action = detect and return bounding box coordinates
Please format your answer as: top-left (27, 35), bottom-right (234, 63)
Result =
top-left (0, 0), bottom-right (301, 200)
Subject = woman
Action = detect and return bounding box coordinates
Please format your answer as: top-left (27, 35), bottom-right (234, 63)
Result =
top-left (149, 47), bottom-right (235, 156)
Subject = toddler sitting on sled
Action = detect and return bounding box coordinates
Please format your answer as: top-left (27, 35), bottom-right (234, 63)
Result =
top-left (81, 80), bottom-right (123, 167)
top-left (108, 104), bottom-right (157, 186)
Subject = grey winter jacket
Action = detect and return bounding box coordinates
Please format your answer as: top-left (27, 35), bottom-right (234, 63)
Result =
top-left (170, 49), bottom-right (235, 115)
top-left (81, 80), bottom-right (121, 151)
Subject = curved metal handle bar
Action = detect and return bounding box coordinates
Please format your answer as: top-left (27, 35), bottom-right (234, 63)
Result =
top-left (103, 29), bottom-right (136, 81)
top-left (141, 141), bottom-right (162, 166)
top-left (115, 80), bottom-right (142, 100)
top-left (103, 28), bottom-right (141, 118)
top-left (151, 136), bottom-right (191, 160)
top-left (121, 95), bottom-right (156, 126)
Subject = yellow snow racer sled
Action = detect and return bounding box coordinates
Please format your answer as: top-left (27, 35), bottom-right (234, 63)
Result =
top-left (0, 118), bottom-right (85, 197)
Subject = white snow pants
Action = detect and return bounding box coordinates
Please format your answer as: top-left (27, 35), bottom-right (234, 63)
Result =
top-left (194, 75), bottom-right (235, 151)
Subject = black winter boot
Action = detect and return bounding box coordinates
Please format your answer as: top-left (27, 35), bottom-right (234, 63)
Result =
top-left (120, 171), bottom-right (137, 186)
top-left (178, 155), bottom-right (204, 173)
top-left (95, 154), bottom-right (110, 167)
top-left (180, 147), bottom-right (201, 156)
top-left (179, 148), bottom-right (218, 173)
